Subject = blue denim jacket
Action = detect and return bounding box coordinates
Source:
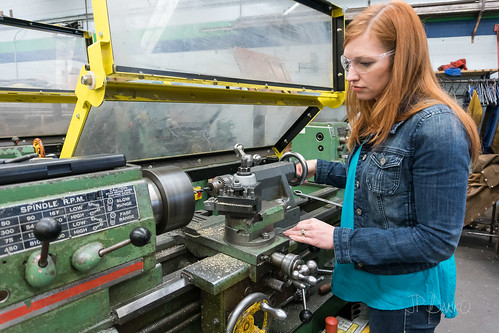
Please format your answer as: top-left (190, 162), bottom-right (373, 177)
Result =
top-left (315, 104), bottom-right (471, 275)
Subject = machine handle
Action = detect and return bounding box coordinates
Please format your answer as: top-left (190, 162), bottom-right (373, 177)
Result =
top-left (299, 289), bottom-right (313, 323)
top-left (233, 143), bottom-right (261, 168)
top-left (260, 302), bottom-right (287, 320)
top-left (225, 292), bottom-right (287, 333)
top-left (34, 217), bottom-right (62, 267)
top-left (130, 227), bottom-right (151, 246)
top-left (292, 270), bottom-right (317, 286)
top-left (280, 152), bottom-right (308, 186)
top-left (99, 227), bottom-right (151, 256)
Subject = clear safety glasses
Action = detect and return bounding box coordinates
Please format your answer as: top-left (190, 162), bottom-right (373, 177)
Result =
top-left (340, 50), bottom-right (395, 74)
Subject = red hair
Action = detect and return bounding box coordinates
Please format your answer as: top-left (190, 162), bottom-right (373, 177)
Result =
top-left (344, 1), bottom-right (480, 161)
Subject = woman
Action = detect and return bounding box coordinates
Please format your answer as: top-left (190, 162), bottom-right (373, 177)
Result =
top-left (284, 1), bottom-right (480, 332)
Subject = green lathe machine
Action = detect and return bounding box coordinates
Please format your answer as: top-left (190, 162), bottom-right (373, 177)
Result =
top-left (0, 1), bottom-right (350, 332)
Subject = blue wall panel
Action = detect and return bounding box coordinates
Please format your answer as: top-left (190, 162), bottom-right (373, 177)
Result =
top-left (423, 17), bottom-right (499, 38)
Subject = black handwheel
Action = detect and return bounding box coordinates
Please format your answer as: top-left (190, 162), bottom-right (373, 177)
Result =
top-left (280, 152), bottom-right (308, 186)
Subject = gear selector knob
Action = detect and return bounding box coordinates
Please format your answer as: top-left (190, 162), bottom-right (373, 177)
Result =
top-left (34, 217), bottom-right (62, 267)
top-left (25, 217), bottom-right (62, 287)
top-left (99, 227), bottom-right (151, 256)
top-left (72, 227), bottom-right (152, 273)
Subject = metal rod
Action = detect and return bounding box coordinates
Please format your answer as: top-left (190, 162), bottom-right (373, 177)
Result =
top-left (165, 313), bottom-right (201, 333)
top-left (462, 231), bottom-right (497, 238)
top-left (0, 15), bottom-right (85, 36)
top-left (301, 288), bottom-right (307, 310)
top-left (38, 243), bottom-right (49, 268)
top-left (99, 239), bottom-right (130, 256)
top-left (490, 204), bottom-right (496, 244)
top-left (136, 302), bottom-right (200, 333)
top-left (294, 190), bottom-right (343, 207)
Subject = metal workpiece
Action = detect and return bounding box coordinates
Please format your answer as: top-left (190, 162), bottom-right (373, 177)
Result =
top-left (142, 165), bottom-right (195, 233)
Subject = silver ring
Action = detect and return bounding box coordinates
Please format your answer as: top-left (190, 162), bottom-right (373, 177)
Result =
top-left (301, 229), bottom-right (306, 236)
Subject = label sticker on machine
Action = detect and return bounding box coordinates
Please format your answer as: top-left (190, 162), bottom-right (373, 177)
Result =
top-left (0, 185), bottom-right (139, 257)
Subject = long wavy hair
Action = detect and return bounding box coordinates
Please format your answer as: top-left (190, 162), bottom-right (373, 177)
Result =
top-left (345, 1), bottom-right (480, 161)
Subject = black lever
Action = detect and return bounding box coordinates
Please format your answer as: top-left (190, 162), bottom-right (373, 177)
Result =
top-left (99, 227), bottom-right (151, 256)
top-left (299, 288), bottom-right (313, 323)
top-left (34, 217), bottom-right (62, 267)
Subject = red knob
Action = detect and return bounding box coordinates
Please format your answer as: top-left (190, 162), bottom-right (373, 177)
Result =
top-left (325, 316), bottom-right (338, 333)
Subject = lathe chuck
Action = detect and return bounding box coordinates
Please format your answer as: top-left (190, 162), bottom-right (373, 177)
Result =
top-left (143, 166), bottom-right (195, 233)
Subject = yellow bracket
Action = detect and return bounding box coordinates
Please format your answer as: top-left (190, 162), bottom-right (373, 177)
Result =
top-left (104, 80), bottom-right (342, 107)
top-left (319, 91), bottom-right (346, 109)
top-left (60, 67), bottom-right (106, 158)
top-left (332, 8), bottom-right (344, 18)
top-left (0, 90), bottom-right (76, 103)
top-left (60, 0), bottom-right (114, 158)
top-left (91, 0), bottom-right (114, 76)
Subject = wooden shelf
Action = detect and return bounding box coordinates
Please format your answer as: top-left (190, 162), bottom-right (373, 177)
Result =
top-left (435, 69), bottom-right (498, 77)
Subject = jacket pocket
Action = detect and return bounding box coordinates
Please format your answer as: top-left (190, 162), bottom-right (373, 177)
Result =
top-left (366, 152), bottom-right (403, 195)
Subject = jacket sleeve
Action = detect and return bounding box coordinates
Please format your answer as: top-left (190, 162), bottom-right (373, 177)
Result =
top-left (334, 111), bottom-right (471, 266)
top-left (314, 159), bottom-right (348, 188)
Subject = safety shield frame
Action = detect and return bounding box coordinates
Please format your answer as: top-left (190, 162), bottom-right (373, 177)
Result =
top-left (61, 0), bottom-right (346, 159)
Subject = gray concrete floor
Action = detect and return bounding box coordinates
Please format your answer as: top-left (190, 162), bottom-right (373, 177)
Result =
top-left (437, 230), bottom-right (499, 333)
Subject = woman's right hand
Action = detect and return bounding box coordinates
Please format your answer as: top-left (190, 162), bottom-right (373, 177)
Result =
top-left (295, 159), bottom-right (318, 181)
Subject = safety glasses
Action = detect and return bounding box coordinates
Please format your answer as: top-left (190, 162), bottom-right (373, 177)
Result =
top-left (340, 50), bottom-right (395, 74)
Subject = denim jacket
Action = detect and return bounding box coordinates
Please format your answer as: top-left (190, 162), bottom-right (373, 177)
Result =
top-left (315, 104), bottom-right (471, 275)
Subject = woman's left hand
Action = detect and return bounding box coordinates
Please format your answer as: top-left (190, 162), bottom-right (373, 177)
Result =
top-left (283, 218), bottom-right (335, 250)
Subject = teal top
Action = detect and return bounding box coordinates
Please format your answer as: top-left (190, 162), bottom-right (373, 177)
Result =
top-left (331, 145), bottom-right (458, 318)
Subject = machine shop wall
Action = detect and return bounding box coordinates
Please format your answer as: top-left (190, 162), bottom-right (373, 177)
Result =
top-left (425, 17), bottom-right (498, 72)
top-left (334, 0), bottom-right (499, 71)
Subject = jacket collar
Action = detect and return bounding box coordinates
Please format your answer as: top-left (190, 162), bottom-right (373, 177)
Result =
top-left (389, 120), bottom-right (405, 134)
